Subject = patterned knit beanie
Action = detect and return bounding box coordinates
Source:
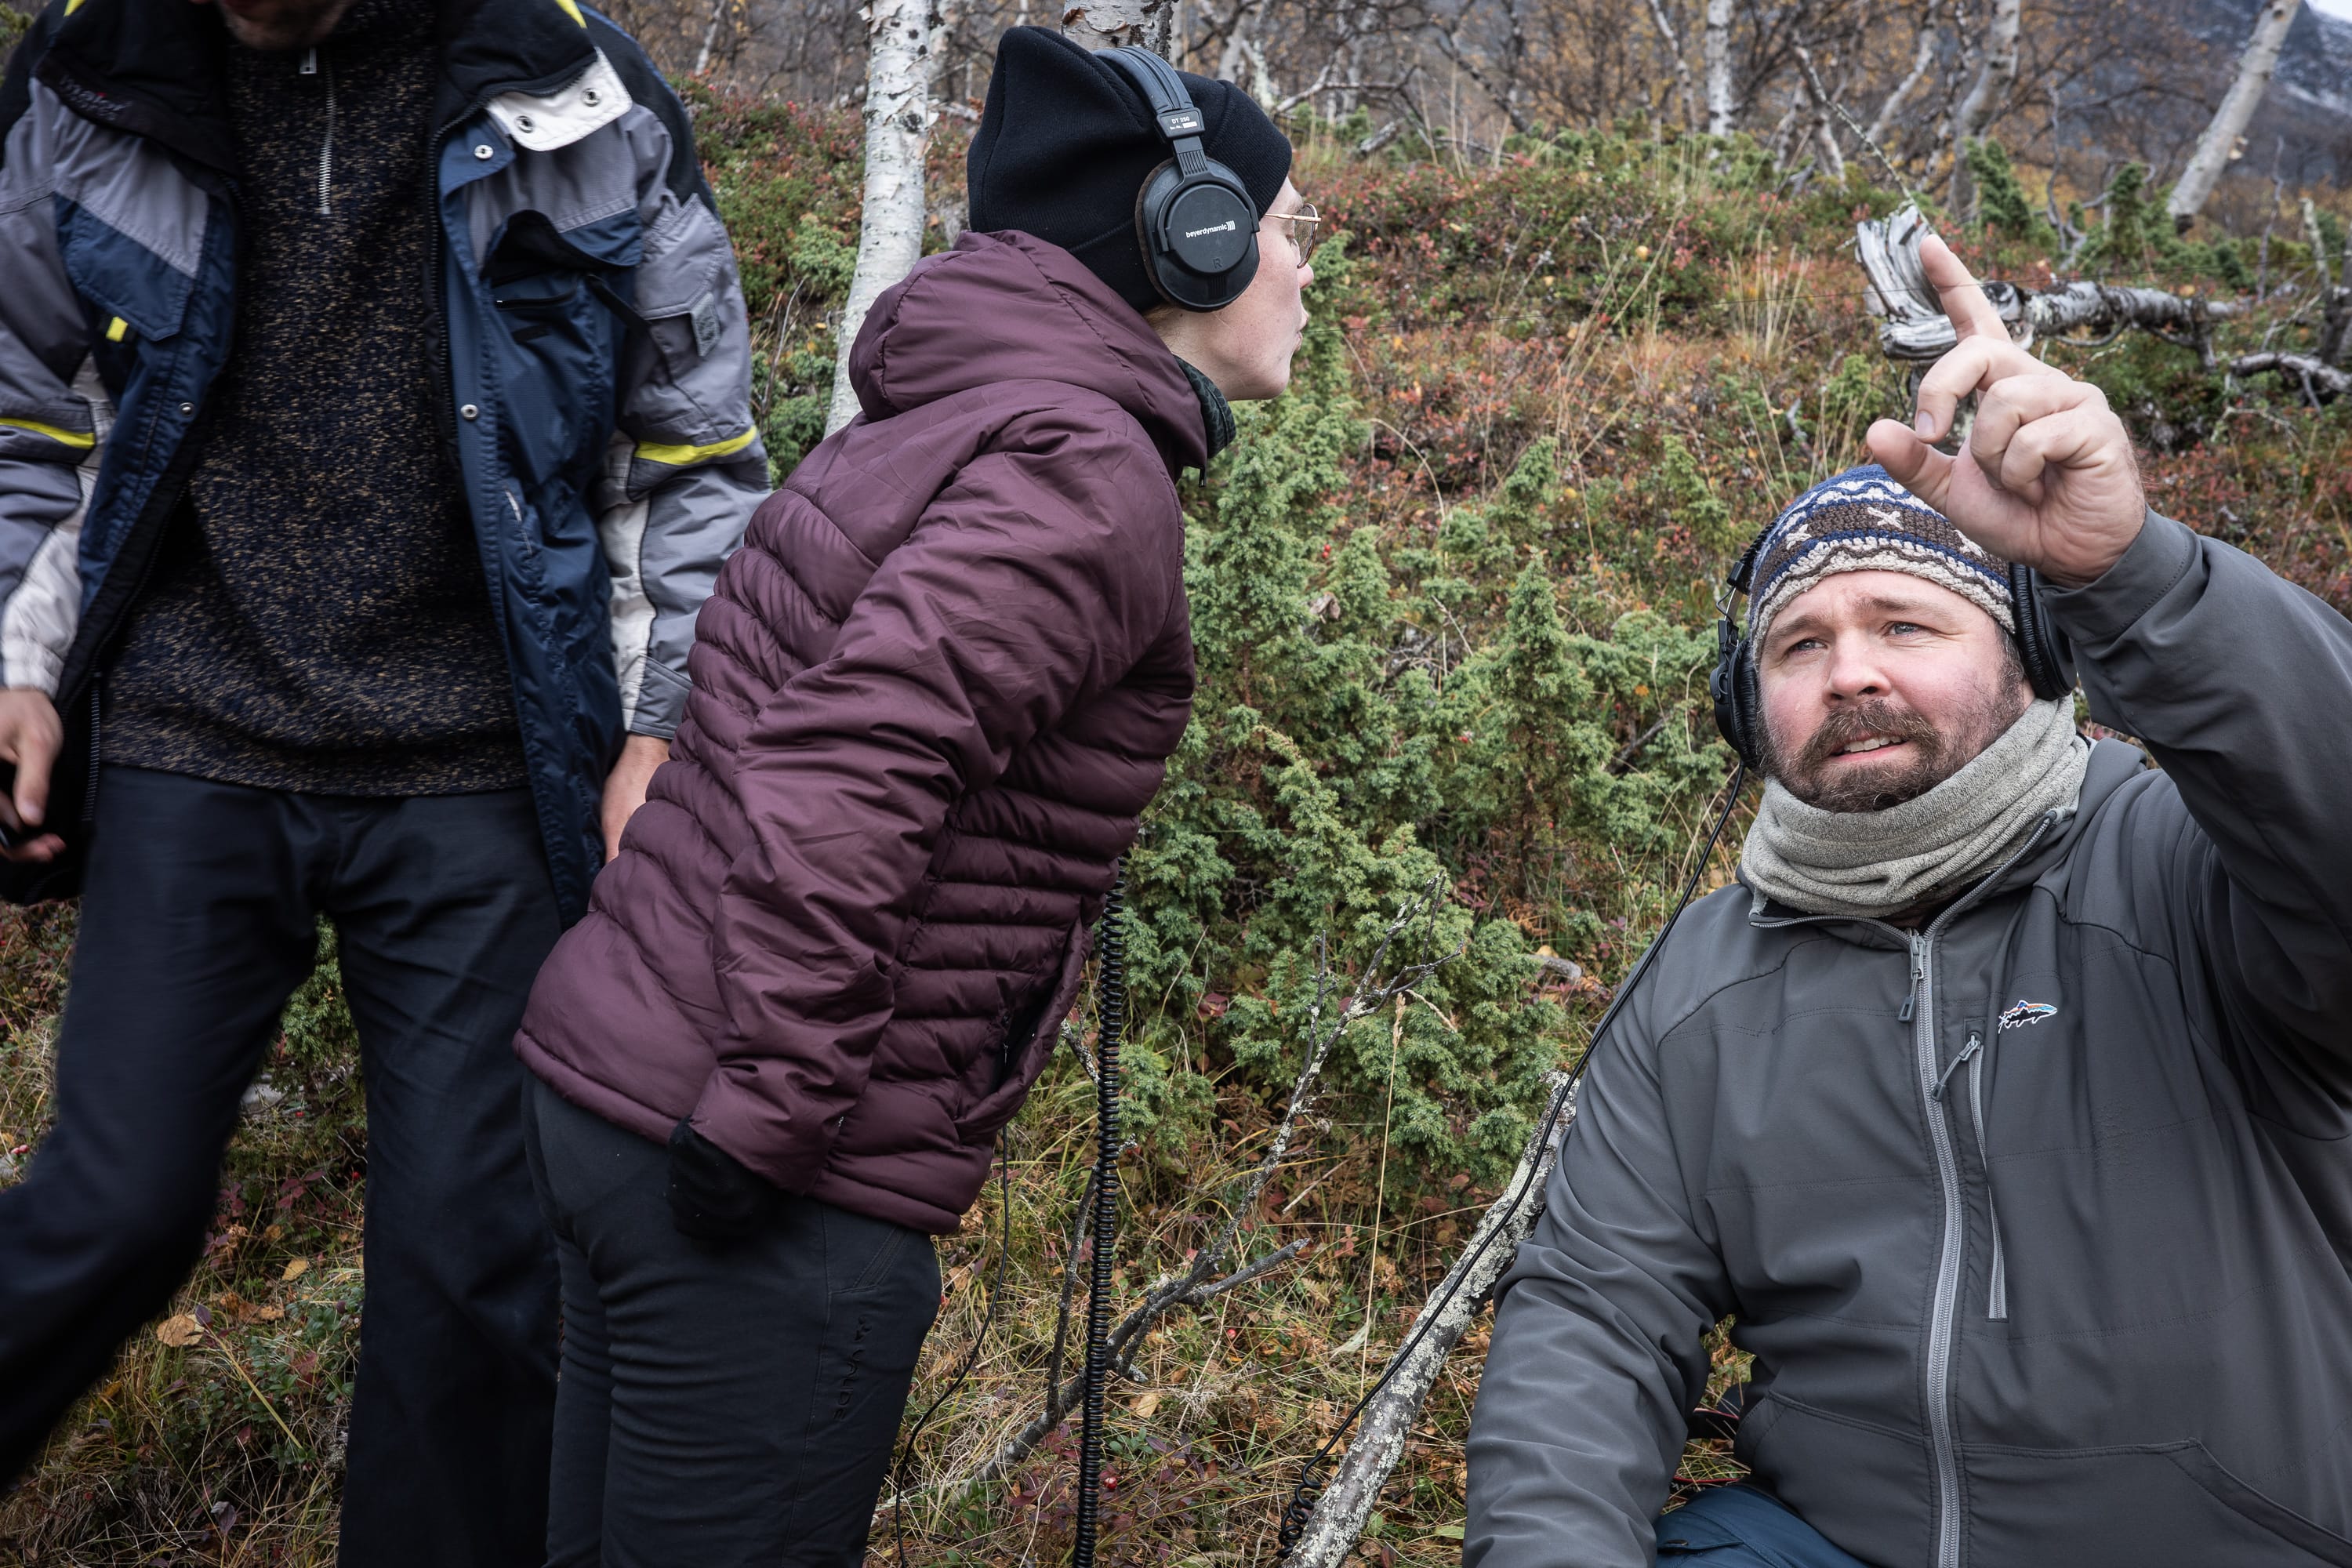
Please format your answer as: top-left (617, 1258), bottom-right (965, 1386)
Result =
top-left (1747, 464), bottom-right (2016, 644)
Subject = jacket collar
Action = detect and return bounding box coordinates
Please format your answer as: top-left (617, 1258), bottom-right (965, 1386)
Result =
top-left (34, 0), bottom-right (595, 172)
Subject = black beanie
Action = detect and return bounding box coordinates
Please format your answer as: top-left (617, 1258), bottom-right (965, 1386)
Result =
top-left (967, 27), bottom-right (1294, 316)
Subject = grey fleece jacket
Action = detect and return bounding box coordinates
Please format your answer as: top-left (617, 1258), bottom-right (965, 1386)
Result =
top-left (1465, 510), bottom-right (2352, 1568)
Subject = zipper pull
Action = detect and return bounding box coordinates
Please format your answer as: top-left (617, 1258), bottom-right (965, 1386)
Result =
top-left (1929, 1033), bottom-right (1981, 1102)
top-left (299, 47), bottom-right (318, 74)
top-left (1898, 938), bottom-right (1926, 1023)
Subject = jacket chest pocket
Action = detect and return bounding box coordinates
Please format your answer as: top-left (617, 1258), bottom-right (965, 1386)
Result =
top-left (481, 212), bottom-right (628, 485)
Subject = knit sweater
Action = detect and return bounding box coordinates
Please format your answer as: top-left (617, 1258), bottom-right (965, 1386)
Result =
top-left (102, 0), bottom-right (524, 794)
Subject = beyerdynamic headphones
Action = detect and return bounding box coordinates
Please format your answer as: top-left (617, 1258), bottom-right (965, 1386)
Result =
top-left (1709, 525), bottom-right (2077, 771)
top-left (1101, 46), bottom-right (1261, 311)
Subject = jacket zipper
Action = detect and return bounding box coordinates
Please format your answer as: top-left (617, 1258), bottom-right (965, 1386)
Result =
top-left (1907, 811), bottom-right (2060, 1568)
top-left (1907, 923), bottom-right (1968, 1568)
top-left (302, 48), bottom-right (336, 217)
top-left (1966, 1032), bottom-right (2008, 1320)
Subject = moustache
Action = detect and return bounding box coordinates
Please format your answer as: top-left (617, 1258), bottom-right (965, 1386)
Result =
top-left (1797, 699), bottom-right (1946, 772)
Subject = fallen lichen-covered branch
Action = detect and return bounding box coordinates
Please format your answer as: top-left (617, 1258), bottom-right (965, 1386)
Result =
top-left (1860, 204), bottom-right (2245, 363)
top-left (1281, 1071), bottom-right (1577, 1567)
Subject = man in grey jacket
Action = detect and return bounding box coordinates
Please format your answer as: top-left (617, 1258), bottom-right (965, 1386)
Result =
top-left (1465, 234), bottom-right (2352, 1568)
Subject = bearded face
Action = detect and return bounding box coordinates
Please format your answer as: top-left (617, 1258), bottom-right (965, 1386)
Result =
top-left (1755, 571), bottom-right (2033, 813)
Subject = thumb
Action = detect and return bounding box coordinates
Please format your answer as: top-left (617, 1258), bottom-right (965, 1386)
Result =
top-left (1867, 418), bottom-right (1952, 510)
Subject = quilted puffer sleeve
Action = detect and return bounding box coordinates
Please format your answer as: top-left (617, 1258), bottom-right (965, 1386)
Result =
top-left (688, 405), bottom-right (1183, 1189)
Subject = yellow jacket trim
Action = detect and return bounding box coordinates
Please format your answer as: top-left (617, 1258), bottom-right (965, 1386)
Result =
top-left (634, 428), bottom-right (757, 467)
top-left (0, 417), bottom-right (97, 450)
top-left (554, 0), bottom-right (585, 23)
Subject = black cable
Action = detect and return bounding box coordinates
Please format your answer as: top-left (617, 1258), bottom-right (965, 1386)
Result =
top-left (893, 1128), bottom-right (1013, 1568)
top-left (1273, 760), bottom-right (1749, 1559)
top-left (1072, 866), bottom-right (1128, 1566)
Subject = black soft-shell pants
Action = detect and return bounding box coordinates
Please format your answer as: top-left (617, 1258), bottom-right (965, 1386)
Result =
top-left (0, 767), bottom-right (561, 1568)
top-left (522, 1077), bottom-right (941, 1568)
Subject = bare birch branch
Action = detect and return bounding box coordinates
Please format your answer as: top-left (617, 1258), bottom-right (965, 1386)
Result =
top-left (1282, 1072), bottom-right (1577, 1568)
top-left (1643, 0), bottom-right (1699, 132)
top-left (2227, 351), bottom-right (2352, 404)
top-left (972, 879), bottom-right (1467, 1484)
top-left (1863, 18), bottom-right (1936, 154)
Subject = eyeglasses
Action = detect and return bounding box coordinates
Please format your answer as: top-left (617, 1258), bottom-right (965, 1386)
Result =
top-left (1272, 203), bottom-right (1321, 264)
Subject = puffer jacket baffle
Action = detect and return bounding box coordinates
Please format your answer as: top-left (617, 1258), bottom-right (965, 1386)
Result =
top-left (517, 230), bottom-right (1205, 1234)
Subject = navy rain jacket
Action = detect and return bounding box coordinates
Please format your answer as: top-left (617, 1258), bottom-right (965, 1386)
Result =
top-left (0, 0), bottom-right (764, 920)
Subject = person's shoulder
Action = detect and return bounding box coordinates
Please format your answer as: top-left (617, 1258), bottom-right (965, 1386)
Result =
top-left (578, 9), bottom-right (710, 201)
top-left (1613, 879), bottom-right (1826, 1049)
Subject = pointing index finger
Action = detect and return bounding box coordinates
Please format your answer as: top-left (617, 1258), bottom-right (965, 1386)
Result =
top-left (1918, 231), bottom-right (2008, 343)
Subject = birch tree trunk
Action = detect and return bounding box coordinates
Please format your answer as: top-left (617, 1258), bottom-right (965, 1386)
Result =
top-left (2168, 0), bottom-right (2301, 230)
top-left (1702, 0), bottom-right (1734, 136)
top-left (1945, 0), bottom-right (2020, 216)
top-left (1794, 45), bottom-right (1845, 183)
top-left (1062, 0), bottom-right (1174, 54)
top-left (826, 0), bottom-right (933, 437)
top-left (1646, 0), bottom-right (1700, 131)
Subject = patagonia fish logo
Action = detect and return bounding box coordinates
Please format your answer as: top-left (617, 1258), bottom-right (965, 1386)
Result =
top-left (1998, 1000), bottom-right (2058, 1031)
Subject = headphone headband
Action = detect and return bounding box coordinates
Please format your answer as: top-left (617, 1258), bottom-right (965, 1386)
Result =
top-left (1106, 47), bottom-right (1212, 176)
top-left (1096, 45), bottom-right (1261, 312)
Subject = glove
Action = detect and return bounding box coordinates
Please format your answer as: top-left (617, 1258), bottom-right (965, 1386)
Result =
top-left (666, 1119), bottom-right (779, 1245)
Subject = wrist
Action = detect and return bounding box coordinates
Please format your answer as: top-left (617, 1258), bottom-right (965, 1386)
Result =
top-left (2042, 512), bottom-right (2147, 590)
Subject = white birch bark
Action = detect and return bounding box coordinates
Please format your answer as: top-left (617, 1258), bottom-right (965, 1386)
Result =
top-left (1062, 0), bottom-right (1174, 54)
top-left (2169, 0), bottom-right (2302, 228)
top-left (1283, 1076), bottom-right (1576, 1568)
top-left (826, 0), bottom-right (933, 437)
top-left (1646, 0), bottom-right (1700, 130)
top-left (1794, 45), bottom-right (1845, 183)
top-left (1945, 0), bottom-right (2020, 212)
top-left (1702, 0), bottom-right (1735, 136)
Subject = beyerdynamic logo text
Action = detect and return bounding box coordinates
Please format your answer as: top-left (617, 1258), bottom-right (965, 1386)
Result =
top-left (1185, 220), bottom-right (1237, 238)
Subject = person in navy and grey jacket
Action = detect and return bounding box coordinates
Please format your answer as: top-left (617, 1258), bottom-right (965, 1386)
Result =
top-left (1466, 235), bottom-right (2352, 1566)
top-left (0, 0), bottom-right (762, 1559)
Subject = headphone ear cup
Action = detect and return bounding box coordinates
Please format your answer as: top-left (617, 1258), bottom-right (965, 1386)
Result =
top-left (1710, 624), bottom-right (1763, 770)
top-left (1733, 640), bottom-right (1762, 768)
top-left (1131, 159), bottom-right (1260, 311)
top-left (2008, 562), bottom-right (2078, 701)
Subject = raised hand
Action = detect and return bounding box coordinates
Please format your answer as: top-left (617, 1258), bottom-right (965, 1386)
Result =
top-left (1864, 233), bottom-right (2146, 587)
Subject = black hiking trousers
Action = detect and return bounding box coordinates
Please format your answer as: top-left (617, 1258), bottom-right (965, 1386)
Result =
top-left (0, 766), bottom-right (561, 1568)
top-left (521, 1076), bottom-right (941, 1568)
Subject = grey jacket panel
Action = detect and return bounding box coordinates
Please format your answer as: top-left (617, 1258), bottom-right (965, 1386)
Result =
top-left (1468, 512), bottom-right (2352, 1568)
top-left (469, 78), bottom-right (760, 739)
top-left (0, 84), bottom-right (111, 692)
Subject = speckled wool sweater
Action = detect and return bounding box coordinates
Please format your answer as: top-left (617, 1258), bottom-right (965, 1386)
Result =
top-left (102, 0), bottom-right (524, 794)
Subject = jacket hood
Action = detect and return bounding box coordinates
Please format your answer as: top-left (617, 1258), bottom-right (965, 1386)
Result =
top-left (848, 229), bottom-right (1209, 474)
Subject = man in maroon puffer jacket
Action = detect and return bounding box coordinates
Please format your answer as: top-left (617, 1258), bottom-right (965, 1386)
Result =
top-left (512, 28), bottom-right (1317, 1566)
